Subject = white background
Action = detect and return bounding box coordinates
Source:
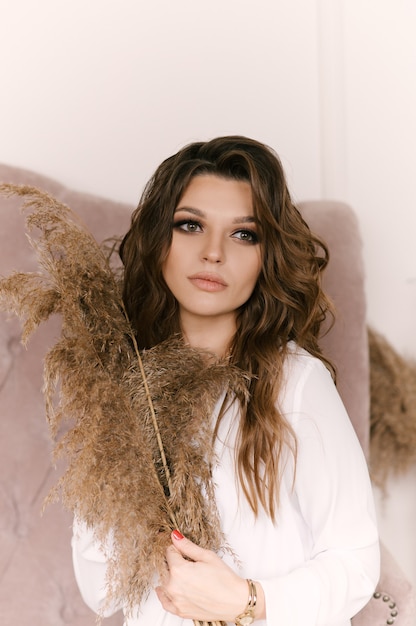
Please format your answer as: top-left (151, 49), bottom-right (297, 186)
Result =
top-left (1, 0), bottom-right (415, 595)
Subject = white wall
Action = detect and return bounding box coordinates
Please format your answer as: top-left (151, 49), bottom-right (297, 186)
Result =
top-left (344, 1), bottom-right (416, 359)
top-left (0, 0), bottom-right (322, 203)
top-left (1, 0), bottom-right (416, 594)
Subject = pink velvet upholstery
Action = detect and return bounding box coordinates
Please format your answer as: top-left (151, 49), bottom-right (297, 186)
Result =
top-left (0, 163), bottom-right (414, 625)
top-left (0, 165), bottom-right (126, 626)
top-left (300, 201), bottom-right (370, 457)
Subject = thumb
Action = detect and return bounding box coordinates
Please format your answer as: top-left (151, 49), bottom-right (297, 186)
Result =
top-left (171, 529), bottom-right (208, 562)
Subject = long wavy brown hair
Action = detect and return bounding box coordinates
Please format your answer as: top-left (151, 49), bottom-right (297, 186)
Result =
top-left (120, 136), bottom-right (334, 521)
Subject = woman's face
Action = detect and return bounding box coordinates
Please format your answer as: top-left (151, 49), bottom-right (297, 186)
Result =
top-left (162, 174), bottom-right (262, 340)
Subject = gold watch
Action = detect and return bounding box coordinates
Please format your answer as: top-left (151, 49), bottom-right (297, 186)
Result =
top-left (234, 579), bottom-right (257, 626)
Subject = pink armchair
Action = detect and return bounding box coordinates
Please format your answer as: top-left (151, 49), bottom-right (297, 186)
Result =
top-left (0, 163), bottom-right (414, 625)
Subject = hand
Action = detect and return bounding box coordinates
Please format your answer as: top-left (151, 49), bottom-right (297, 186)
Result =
top-left (155, 530), bottom-right (260, 623)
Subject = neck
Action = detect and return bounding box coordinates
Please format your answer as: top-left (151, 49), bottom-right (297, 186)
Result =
top-left (180, 314), bottom-right (236, 359)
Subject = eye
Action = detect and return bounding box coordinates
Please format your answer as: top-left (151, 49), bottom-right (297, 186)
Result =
top-left (173, 219), bottom-right (202, 233)
top-left (232, 229), bottom-right (259, 244)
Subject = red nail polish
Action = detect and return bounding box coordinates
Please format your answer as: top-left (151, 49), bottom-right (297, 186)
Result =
top-left (172, 529), bottom-right (184, 540)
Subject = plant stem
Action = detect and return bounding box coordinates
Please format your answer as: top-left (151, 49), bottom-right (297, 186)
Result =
top-left (120, 307), bottom-right (226, 626)
top-left (121, 303), bottom-right (179, 530)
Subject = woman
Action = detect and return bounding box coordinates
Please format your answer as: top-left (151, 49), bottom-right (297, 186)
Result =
top-left (72, 136), bottom-right (380, 625)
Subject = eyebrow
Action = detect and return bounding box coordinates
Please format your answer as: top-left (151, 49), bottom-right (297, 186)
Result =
top-left (174, 206), bottom-right (257, 224)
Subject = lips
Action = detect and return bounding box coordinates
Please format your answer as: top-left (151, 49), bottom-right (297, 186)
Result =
top-left (188, 272), bottom-right (228, 292)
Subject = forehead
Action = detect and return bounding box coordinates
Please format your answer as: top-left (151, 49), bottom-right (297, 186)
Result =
top-left (177, 174), bottom-right (253, 216)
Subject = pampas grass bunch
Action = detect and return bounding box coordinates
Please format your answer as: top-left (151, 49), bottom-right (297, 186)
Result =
top-left (0, 184), bottom-right (248, 625)
top-left (369, 326), bottom-right (416, 488)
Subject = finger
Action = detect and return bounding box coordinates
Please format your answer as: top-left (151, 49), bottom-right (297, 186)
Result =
top-left (165, 543), bottom-right (187, 569)
top-left (171, 530), bottom-right (211, 563)
top-left (158, 568), bottom-right (169, 586)
top-left (155, 586), bottom-right (172, 611)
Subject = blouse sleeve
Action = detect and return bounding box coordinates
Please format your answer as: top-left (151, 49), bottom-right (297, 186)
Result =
top-left (71, 517), bottom-right (121, 617)
top-left (259, 355), bottom-right (380, 625)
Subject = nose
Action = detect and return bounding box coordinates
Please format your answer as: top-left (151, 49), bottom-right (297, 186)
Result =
top-left (201, 232), bottom-right (224, 264)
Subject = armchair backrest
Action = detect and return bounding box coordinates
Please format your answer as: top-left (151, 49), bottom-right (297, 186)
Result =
top-left (299, 201), bottom-right (370, 457)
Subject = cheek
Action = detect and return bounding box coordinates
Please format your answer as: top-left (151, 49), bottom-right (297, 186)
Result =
top-left (248, 251), bottom-right (262, 285)
top-left (238, 255), bottom-right (262, 301)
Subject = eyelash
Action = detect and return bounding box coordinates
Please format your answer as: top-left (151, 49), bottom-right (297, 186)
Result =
top-left (172, 219), bottom-right (259, 244)
top-left (234, 229), bottom-right (259, 243)
top-left (173, 219), bottom-right (202, 233)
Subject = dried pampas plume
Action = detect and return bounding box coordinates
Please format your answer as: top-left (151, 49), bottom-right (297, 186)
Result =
top-left (369, 327), bottom-right (416, 489)
top-left (0, 184), bottom-right (248, 625)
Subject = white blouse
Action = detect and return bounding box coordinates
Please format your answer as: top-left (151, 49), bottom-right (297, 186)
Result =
top-left (72, 345), bottom-right (380, 626)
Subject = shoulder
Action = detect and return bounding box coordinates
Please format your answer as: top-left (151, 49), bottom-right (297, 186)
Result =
top-left (282, 341), bottom-right (332, 387)
top-left (279, 341), bottom-right (340, 422)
